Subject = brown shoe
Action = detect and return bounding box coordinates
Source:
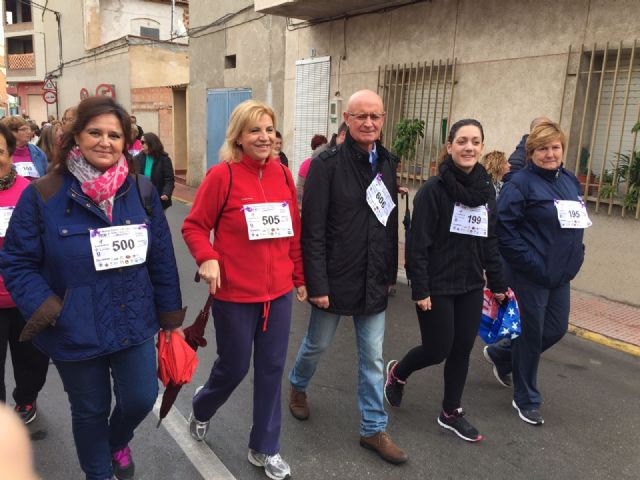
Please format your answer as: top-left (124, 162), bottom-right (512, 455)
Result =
top-left (359, 432), bottom-right (408, 464)
top-left (289, 387), bottom-right (309, 420)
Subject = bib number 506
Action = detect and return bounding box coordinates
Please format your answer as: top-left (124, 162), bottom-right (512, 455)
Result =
top-left (112, 239), bottom-right (135, 252)
top-left (262, 215), bottom-right (280, 225)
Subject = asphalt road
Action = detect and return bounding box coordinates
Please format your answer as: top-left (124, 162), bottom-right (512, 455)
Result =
top-left (12, 201), bottom-right (640, 480)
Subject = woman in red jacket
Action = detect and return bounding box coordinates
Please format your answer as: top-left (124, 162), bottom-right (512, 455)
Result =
top-left (182, 99), bottom-right (306, 480)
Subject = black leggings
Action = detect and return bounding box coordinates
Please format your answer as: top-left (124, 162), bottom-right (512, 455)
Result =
top-left (395, 288), bottom-right (483, 413)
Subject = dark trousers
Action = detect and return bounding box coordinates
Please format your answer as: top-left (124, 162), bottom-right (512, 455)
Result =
top-left (193, 291), bottom-right (293, 455)
top-left (0, 307), bottom-right (50, 404)
top-left (488, 279), bottom-right (570, 409)
top-left (395, 289), bottom-right (483, 413)
top-left (55, 338), bottom-right (158, 480)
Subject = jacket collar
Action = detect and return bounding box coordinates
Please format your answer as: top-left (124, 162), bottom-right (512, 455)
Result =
top-left (66, 173), bottom-right (133, 224)
top-left (238, 154), bottom-right (271, 174)
top-left (344, 131), bottom-right (388, 164)
top-left (527, 161), bottom-right (564, 181)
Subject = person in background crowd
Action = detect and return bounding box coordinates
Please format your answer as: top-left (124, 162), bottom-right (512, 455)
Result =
top-left (483, 121), bottom-right (586, 426)
top-left (36, 123), bottom-right (63, 167)
top-left (480, 150), bottom-right (510, 197)
top-left (504, 116), bottom-right (551, 181)
top-left (128, 125), bottom-right (142, 157)
top-left (130, 115), bottom-right (144, 141)
top-left (47, 115), bottom-right (56, 124)
top-left (62, 106), bottom-right (77, 131)
top-left (272, 130), bottom-right (289, 167)
top-left (28, 122), bottom-right (39, 145)
top-left (0, 404), bottom-right (38, 480)
top-left (385, 119), bottom-right (507, 443)
top-left (134, 132), bottom-right (175, 210)
top-left (183, 99), bottom-right (306, 480)
top-left (296, 134), bottom-right (328, 205)
top-left (288, 90), bottom-right (407, 465)
top-left (0, 96), bottom-right (186, 480)
top-left (0, 123), bottom-right (50, 425)
top-left (0, 117), bottom-right (47, 180)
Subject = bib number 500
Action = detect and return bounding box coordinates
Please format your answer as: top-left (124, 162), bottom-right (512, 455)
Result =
top-left (112, 239), bottom-right (136, 252)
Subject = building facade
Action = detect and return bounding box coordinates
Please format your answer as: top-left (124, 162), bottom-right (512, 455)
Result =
top-left (3, 0), bottom-right (189, 165)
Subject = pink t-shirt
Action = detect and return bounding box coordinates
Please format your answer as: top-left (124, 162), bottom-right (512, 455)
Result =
top-left (298, 157), bottom-right (312, 179)
top-left (0, 176), bottom-right (30, 308)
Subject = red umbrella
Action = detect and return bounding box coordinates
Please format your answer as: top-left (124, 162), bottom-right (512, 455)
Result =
top-left (156, 294), bottom-right (214, 427)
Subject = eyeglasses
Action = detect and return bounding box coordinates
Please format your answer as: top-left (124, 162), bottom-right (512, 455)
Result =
top-left (17, 126), bottom-right (31, 132)
top-left (347, 112), bottom-right (386, 122)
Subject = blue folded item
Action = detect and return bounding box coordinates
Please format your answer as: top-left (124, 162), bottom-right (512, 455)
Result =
top-left (478, 288), bottom-right (521, 344)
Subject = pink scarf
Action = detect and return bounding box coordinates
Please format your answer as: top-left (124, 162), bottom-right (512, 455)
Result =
top-left (67, 147), bottom-right (129, 221)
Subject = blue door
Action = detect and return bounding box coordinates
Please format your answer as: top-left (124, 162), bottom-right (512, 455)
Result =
top-left (206, 88), bottom-right (252, 168)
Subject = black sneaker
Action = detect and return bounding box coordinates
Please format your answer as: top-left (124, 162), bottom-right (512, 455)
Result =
top-left (512, 400), bottom-right (544, 425)
top-left (15, 402), bottom-right (37, 425)
top-left (483, 346), bottom-right (512, 387)
top-left (384, 360), bottom-right (406, 407)
top-left (437, 408), bottom-right (483, 442)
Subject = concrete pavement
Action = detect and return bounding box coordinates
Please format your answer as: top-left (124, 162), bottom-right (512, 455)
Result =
top-left (10, 198), bottom-right (640, 480)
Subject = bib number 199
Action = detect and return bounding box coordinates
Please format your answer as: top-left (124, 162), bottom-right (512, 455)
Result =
top-left (468, 215), bottom-right (481, 224)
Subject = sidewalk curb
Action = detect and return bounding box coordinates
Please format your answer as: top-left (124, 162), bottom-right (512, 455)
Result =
top-left (568, 324), bottom-right (640, 358)
top-left (173, 195), bottom-right (193, 206)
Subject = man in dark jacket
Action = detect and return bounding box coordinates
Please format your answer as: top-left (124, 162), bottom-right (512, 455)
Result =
top-left (504, 117), bottom-right (551, 181)
top-left (287, 90), bottom-right (407, 465)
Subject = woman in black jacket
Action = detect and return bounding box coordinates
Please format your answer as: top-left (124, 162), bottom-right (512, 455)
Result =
top-left (384, 119), bottom-right (507, 442)
top-left (134, 132), bottom-right (175, 209)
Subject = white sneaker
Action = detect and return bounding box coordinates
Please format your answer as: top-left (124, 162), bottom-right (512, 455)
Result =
top-left (248, 449), bottom-right (291, 480)
top-left (189, 386), bottom-right (210, 441)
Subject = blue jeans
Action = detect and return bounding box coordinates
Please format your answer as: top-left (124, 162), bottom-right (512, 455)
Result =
top-left (289, 307), bottom-right (388, 436)
top-left (55, 338), bottom-right (158, 480)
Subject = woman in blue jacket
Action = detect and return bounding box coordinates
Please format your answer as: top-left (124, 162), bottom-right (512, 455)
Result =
top-left (483, 121), bottom-right (587, 426)
top-left (0, 96), bottom-right (185, 480)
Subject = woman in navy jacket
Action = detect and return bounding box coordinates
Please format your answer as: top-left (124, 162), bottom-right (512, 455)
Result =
top-left (0, 97), bottom-right (185, 480)
top-left (484, 120), bottom-right (586, 426)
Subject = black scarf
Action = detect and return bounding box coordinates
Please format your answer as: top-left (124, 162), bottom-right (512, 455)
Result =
top-left (438, 155), bottom-right (492, 207)
top-left (0, 168), bottom-right (17, 191)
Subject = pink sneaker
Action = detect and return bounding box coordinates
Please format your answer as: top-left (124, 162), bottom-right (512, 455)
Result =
top-left (111, 445), bottom-right (135, 479)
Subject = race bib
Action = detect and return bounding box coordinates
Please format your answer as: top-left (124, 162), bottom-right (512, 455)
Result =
top-left (14, 162), bottom-right (40, 178)
top-left (554, 199), bottom-right (592, 229)
top-left (89, 224), bottom-right (149, 271)
top-left (366, 174), bottom-right (396, 226)
top-left (450, 203), bottom-right (488, 237)
top-left (0, 206), bottom-right (14, 237)
top-left (242, 202), bottom-right (294, 240)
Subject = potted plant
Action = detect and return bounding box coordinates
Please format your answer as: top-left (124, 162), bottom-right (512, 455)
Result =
top-left (391, 119), bottom-right (425, 176)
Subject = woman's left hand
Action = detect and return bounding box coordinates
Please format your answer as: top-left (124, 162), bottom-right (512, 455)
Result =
top-left (494, 292), bottom-right (506, 303)
top-left (296, 285), bottom-right (308, 302)
top-left (160, 194), bottom-right (169, 201)
top-left (164, 327), bottom-right (185, 343)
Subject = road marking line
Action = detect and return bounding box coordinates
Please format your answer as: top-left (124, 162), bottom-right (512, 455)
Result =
top-left (152, 396), bottom-right (236, 480)
top-left (172, 195), bottom-right (193, 206)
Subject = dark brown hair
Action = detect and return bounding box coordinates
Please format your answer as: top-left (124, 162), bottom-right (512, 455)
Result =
top-left (310, 134), bottom-right (328, 150)
top-left (141, 132), bottom-right (166, 159)
top-left (51, 96), bottom-right (134, 173)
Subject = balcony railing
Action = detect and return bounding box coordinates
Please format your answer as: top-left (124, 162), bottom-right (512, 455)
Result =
top-left (255, 0), bottom-right (414, 20)
top-left (7, 53), bottom-right (35, 70)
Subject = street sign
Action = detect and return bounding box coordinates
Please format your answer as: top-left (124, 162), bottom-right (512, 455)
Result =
top-left (43, 90), bottom-right (57, 104)
top-left (80, 88), bottom-right (90, 100)
top-left (95, 84), bottom-right (116, 99)
top-left (43, 78), bottom-right (56, 91)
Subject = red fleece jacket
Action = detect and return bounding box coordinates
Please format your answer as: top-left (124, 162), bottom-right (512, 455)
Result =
top-left (182, 155), bottom-right (304, 303)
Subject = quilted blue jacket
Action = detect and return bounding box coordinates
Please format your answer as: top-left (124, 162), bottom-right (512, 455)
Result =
top-left (0, 171), bottom-right (185, 361)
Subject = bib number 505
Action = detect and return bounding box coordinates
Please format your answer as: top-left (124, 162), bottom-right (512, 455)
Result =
top-left (262, 215), bottom-right (280, 225)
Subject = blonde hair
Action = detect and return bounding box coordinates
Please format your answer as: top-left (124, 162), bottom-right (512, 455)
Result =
top-left (480, 150), bottom-right (508, 182)
top-left (525, 120), bottom-right (566, 160)
top-left (219, 100), bottom-right (276, 163)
